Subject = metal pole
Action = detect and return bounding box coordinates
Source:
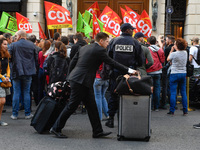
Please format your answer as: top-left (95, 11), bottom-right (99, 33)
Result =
top-left (48, 29), bottom-right (51, 39)
top-left (165, 0), bottom-right (171, 36)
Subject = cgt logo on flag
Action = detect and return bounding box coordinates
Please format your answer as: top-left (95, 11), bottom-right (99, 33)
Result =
top-left (18, 18), bottom-right (32, 32)
top-left (44, 1), bottom-right (72, 29)
top-left (136, 10), bottom-right (152, 39)
top-left (16, 12), bottom-right (32, 33)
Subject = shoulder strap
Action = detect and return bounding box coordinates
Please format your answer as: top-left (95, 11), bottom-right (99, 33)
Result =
top-left (193, 46), bottom-right (199, 63)
top-left (150, 46), bottom-right (162, 63)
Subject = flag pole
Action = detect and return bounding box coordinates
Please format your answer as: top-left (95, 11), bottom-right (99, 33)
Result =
top-left (48, 29), bottom-right (51, 39)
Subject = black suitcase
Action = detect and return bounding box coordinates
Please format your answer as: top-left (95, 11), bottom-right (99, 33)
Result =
top-left (31, 96), bottom-right (66, 134)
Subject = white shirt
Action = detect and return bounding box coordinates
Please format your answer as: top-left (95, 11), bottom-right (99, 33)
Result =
top-left (189, 45), bottom-right (200, 68)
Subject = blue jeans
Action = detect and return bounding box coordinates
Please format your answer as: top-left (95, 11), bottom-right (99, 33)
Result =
top-left (12, 76), bottom-right (32, 117)
top-left (169, 73), bottom-right (188, 113)
top-left (38, 68), bottom-right (45, 102)
top-left (148, 74), bottom-right (161, 110)
top-left (93, 78), bottom-right (109, 120)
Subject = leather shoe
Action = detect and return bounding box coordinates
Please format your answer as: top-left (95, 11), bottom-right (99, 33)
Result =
top-left (49, 128), bottom-right (68, 138)
top-left (93, 131), bottom-right (112, 138)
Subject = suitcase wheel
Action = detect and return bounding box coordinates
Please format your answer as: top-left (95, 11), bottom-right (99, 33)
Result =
top-left (144, 136), bottom-right (150, 142)
top-left (117, 136), bottom-right (124, 141)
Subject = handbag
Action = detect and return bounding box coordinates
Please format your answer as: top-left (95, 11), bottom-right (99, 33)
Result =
top-left (0, 81), bottom-right (12, 88)
top-left (114, 73), bottom-right (153, 95)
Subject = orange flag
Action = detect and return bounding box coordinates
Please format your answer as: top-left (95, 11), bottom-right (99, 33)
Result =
top-left (136, 10), bottom-right (152, 39)
top-left (125, 5), bottom-right (140, 24)
top-left (38, 22), bottom-right (47, 40)
top-left (16, 12), bottom-right (32, 33)
top-left (87, 1), bottom-right (101, 18)
top-left (93, 12), bottom-right (101, 38)
top-left (99, 6), bottom-right (122, 37)
top-left (44, 1), bottom-right (72, 29)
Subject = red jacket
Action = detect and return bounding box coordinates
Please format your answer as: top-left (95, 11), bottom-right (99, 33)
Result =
top-left (146, 46), bottom-right (165, 73)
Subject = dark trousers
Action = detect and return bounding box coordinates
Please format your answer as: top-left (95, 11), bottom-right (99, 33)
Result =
top-left (161, 68), bottom-right (170, 106)
top-left (53, 81), bottom-right (103, 134)
top-left (107, 72), bottom-right (120, 118)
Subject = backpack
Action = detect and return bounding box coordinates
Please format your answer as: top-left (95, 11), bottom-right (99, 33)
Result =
top-left (194, 46), bottom-right (200, 65)
top-left (99, 63), bottom-right (111, 80)
top-left (49, 55), bottom-right (68, 83)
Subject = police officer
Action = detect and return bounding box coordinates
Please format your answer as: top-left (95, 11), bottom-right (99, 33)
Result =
top-left (105, 23), bottom-right (144, 128)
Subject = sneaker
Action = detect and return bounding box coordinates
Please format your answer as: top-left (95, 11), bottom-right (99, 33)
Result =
top-left (193, 123), bottom-right (200, 129)
top-left (167, 111), bottom-right (174, 115)
top-left (10, 115), bottom-right (18, 120)
top-left (183, 112), bottom-right (188, 116)
top-left (25, 114), bottom-right (34, 119)
top-left (155, 109), bottom-right (159, 112)
top-left (0, 121), bottom-right (8, 126)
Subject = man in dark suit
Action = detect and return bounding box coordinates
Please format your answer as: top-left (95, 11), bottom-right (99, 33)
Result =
top-left (50, 32), bottom-right (136, 138)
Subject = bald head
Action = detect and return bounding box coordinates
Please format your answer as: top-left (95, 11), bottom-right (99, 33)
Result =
top-left (15, 30), bottom-right (26, 41)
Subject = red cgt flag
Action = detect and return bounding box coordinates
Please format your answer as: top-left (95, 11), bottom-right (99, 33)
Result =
top-left (38, 22), bottom-right (47, 40)
top-left (99, 6), bottom-right (122, 37)
top-left (44, 1), bottom-right (72, 29)
top-left (120, 7), bottom-right (137, 28)
top-left (125, 5), bottom-right (140, 25)
top-left (93, 12), bottom-right (101, 38)
top-left (136, 10), bottom-right (152, 39)
top-left (87, 1), bottom-right (101, 18)
top-left (16, 12), bottom-right (32, 33)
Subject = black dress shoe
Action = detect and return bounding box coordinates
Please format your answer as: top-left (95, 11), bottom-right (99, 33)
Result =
top-left (2, 110), bottom-right (6, 113)
top-left (93, 131), bottom-right (112, 138)
top-left (49, 128), bottom-right (68, 138)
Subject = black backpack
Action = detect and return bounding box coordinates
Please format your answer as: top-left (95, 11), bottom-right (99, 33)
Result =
top-left (50, 55), bottom-right (68, 83)
top-left (99, 63), bottom-right (111, 80)
top-left (194, 46), bottom-right (200, 65)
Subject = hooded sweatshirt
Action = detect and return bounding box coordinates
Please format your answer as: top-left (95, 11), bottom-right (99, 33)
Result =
top-left (146, 45), bottom-right (165, 74)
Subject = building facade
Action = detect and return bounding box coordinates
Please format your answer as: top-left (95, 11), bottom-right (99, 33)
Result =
top-left (0, 0), bottom-right (200, 45)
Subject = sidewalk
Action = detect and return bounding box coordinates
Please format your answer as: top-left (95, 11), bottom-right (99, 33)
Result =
top-left (0, 103), bottom-right (200, 150)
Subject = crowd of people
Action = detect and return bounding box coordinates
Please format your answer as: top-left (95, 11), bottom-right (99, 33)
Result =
top-left (0, 22), bottom-right (200, 138)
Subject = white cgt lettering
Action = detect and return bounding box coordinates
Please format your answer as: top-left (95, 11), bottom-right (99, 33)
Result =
top-left (48, 10), bottom-right (71, 23)
top-left (19, 23), bottom-right (32, 31)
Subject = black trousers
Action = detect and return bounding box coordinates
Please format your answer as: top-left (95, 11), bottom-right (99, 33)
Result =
top-left (53, 81), bottom-right (103, 134)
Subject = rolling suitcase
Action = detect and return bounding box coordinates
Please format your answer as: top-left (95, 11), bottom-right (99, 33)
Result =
top-left (30, 96), bottom-right (66, 134)
top-left (118, 95), bottom-right (151, 141)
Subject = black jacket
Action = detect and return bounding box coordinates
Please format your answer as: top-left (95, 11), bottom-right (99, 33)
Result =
top-left (47, 52), bottom-right (70, 84)
top-left (68, 43), bottom-right (129, 88)
top-left (70, 40), bottom-right (87, 59)
top-left (108, 33), bottom-right (144, 70)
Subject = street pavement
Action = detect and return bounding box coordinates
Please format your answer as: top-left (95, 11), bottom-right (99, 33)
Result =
top-left (0, 103), bottom-right (200, 150)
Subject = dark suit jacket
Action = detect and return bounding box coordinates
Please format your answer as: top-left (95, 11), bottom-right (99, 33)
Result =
top-left (68, 43), bottom-right (128, 88)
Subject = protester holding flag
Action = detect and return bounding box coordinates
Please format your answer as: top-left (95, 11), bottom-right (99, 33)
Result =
top-left (105, 23), bottom-right (144, 128)
top-left (0, 36), bottom-right (11, 126)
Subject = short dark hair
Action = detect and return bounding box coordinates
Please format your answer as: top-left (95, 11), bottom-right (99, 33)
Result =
top-left (68, 34), bottom-right (74, 44)
top-left (148, 36), bottom-right (157, 45)
top-left (3, 33), bottom-right (12, 39)
top-left (167, 35), bottom-right (175, 43)
top-left (73, 33), bottom-right (83, 41)
top-left (95, 32), bottom-right (109, 42)
top-left (28, 35), bottom-right (37, 43)
top-left (176, 38), bottom-right (187, 50)
top-left (61, 36), bottom-right (69, 45)
top-left (54, 32), bottom-right (60, 40)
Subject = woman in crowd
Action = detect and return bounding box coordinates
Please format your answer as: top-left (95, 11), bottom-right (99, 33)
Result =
top-left (38, 40), bottom-right (51, 102)
top-left (46, 41), bottom-right (70, 85)
top-left (167, 38), bottom-right (188, 115)
top-left (93, 63), bottom-right (109, 121)
top-left (0, 36), bottom-right (11, 126)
